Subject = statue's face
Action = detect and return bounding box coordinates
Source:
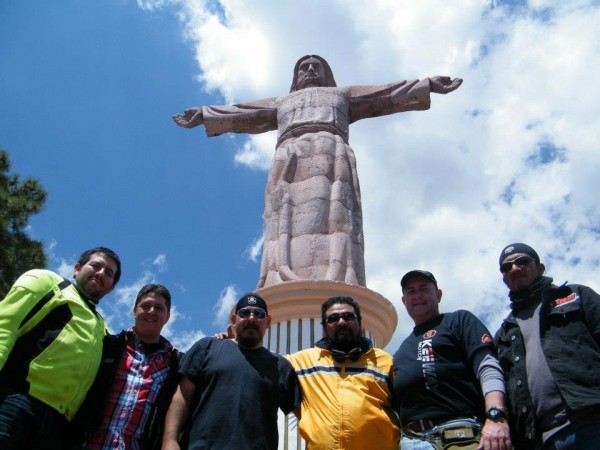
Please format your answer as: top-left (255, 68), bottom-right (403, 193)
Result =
top-left (296, 57), bottom-right (326, 89)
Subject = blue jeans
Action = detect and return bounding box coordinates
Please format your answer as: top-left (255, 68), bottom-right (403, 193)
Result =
top-left (401, 419), bottom-right (481, 450)
top-left (0, 389), bottom-right (67, 450)
top-left (401, 435), bottom-right (436, 449)
top-left (543, 422), bottom-right (600, 450)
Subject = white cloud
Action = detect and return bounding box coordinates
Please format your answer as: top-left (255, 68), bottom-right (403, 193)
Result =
top-left (160, 304), bottom-right (181, 339)
top-left (153, 253), bottom-right (169, 272)
top-left (234, 133), bottom-right (276, 171)
top-left (213, 285), bottom-right (238, 326)
top-left (55, 259), bottom-right (74, 280)
top-left (173, 282), bottom-right (188, 293)
top-left (114, 271), bottom-right (154, 309)
top-left (136, 0), bottom-right (179, 12)
top-left (245, 233), bottom-right (264, 263)
top-left (168, 0), bottom-right (600, 352)
top-left (169, 329), bottom-right (206, 352)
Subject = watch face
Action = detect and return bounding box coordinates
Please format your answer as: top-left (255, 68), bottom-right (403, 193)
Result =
top-left (487, 407), bottom-right (505, 420)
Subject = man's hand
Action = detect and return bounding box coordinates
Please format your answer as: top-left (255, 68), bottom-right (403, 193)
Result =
top-left (430, 76), bottom-right (463, 94)
top-left (213, 323), bottom-right (235, 340)
top-left (161, 378), bottom-right (195, 450)
top-left (172, 107), bottom-right (204, 128)
top-left (213, 332), bottom-right (229, 340)
top-left (161, 440), bottom-right (181, 450)
top-left (478, 418), bottom-right (511, 450)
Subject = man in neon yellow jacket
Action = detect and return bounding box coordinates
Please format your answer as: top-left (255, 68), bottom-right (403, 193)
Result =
top-left (0, 246), bottom-right (121, 450)
top-left (286, 296), bottom-right (400, 450)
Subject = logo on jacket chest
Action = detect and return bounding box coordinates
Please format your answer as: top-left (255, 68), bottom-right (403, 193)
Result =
top-left (551, 293), bottom-right (578, 309)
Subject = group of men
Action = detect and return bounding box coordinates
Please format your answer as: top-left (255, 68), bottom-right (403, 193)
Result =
top-left (1, 242), bottom-right (599, 450)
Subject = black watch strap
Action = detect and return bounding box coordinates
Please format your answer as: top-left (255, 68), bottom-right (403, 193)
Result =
top-left (486, 406), bottom-right (507, 421)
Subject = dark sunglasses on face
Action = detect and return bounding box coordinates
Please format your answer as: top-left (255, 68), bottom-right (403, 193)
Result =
top-left (325, 312), bottom-right (358, 324)
top-left (237, 307), bottom-right (267, 319)
top-left (500, 255), bottom-right (534, 273)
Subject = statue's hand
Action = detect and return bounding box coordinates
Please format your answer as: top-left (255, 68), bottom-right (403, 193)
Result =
top-left (172, 107), bottom-right (204, 128)
top-left (430, 76), bottom-right (463, 94)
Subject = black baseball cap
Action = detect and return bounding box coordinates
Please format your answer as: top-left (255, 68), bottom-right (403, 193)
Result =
top-left (235, 293), bottom-right (268, 313)
top-left (400, 270), bottom-right (438, 289)
top-left (499, 243), bottom-right (540, 267)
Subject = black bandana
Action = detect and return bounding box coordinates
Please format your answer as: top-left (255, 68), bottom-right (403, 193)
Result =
top-left (509, 275), bottom-right (553, 312)
top-left (315, 336), bottom-right (373, 362)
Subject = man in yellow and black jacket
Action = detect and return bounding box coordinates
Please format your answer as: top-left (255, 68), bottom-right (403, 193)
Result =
top-left (0, 246), bottom-right (121, 450)
top-left (286, 296), bottom-right (400, 450)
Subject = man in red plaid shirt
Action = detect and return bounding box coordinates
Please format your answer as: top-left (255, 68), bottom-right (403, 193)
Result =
top-left (72, 284), bottom-right (181, 450)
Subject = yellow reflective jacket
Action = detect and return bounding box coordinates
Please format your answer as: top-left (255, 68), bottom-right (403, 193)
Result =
top-left (0, 270), bottom-right (106, 421)
top-left (287, 340), bottom-right (400, 450)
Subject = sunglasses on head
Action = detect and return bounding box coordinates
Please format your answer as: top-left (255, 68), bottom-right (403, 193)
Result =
top-left (325, 312), bottom-right (358, 324)
top-left (500, 255), bottom-right (534, 273)
top-left (237, 307), bottom-right (267, 319)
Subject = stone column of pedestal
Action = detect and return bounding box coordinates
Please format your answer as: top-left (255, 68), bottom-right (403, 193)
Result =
top-left (257, 280), bottom-right (398, 450)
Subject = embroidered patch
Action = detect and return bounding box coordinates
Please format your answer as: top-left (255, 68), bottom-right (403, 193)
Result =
top-left (552, 293), bottom-right (577, 308)
top-left (481, 334), bottom-right (492, 344)
top-left (423, 330), bottom-right (436, 339)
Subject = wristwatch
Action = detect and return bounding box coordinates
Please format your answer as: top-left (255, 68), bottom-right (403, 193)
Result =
top-left (486, 406), bottom-right (507, 421)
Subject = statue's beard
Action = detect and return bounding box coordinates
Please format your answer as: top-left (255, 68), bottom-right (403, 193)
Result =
top-left (298, 74), bottom-right (322, 88)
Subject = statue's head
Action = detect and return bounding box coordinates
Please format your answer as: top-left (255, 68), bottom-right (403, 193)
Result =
top-left (290, 55), bottom-right (337, 92)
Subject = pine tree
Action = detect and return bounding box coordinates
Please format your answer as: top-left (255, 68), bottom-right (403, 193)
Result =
top-left (0, 149), bottom-right (48, 297)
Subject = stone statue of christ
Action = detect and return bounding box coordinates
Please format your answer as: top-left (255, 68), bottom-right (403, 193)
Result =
top-left (174, 55), bottom-right (462, 289)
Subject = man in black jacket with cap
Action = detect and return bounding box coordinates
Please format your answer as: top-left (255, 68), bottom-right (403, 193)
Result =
top-left (496, 243), bottom-right (600, 449)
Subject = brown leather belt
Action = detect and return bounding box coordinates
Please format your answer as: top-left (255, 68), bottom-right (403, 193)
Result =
top-left (404, 418), bottom-right (449, 432)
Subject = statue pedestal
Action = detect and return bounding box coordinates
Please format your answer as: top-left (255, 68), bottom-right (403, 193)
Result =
top-left (257, 280), bottom-right (397, 348)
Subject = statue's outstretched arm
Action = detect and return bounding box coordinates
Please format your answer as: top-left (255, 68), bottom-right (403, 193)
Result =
top-left (172, 107), bottom-right (204, 128)
top-left (429, 76), bottom-right (463, 94)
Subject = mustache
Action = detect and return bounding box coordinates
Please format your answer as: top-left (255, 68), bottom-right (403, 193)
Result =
top-left (243, 323), bottom-right (260, 331)
top-left (335, 326), bottom-right (352, 336)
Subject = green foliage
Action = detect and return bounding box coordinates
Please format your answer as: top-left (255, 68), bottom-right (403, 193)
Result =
top-left (0, 149), bottom-right (48, 297)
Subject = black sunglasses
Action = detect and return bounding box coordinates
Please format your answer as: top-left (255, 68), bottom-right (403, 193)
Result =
top-left (325, 312), bottom-right (358, 324)
top-left (237, 307), bottom-right (267, 319)
top-left (500, 255), bottom-right (534, 273)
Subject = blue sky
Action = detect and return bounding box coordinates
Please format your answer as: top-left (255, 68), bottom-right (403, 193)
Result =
top-left (2, 0), bottom-right (599, 352)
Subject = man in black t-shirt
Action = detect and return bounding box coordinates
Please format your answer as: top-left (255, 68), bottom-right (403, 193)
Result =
top-left (393, 270), bottom-right (511, 450)
top-left (161, 293), bottom-right (301, 450)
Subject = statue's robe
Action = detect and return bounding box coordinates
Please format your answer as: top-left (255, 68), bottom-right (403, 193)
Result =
top-left (202, 80), bottom-right (432, 288)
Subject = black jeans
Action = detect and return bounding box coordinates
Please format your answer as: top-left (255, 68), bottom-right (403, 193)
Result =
top-left (0, 388), bottom-right (67, 450)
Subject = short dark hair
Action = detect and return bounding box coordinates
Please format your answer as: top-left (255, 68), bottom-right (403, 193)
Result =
top-left (321, 296), bottom-right (362, 325)
top-left (77, 247), bottom-right (122, 286)
top-left (135, 283), bottom-right (171, 312)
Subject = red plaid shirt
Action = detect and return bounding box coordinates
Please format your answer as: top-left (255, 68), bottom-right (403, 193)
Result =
top-left (84, 329), bottom-right (174, 450)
